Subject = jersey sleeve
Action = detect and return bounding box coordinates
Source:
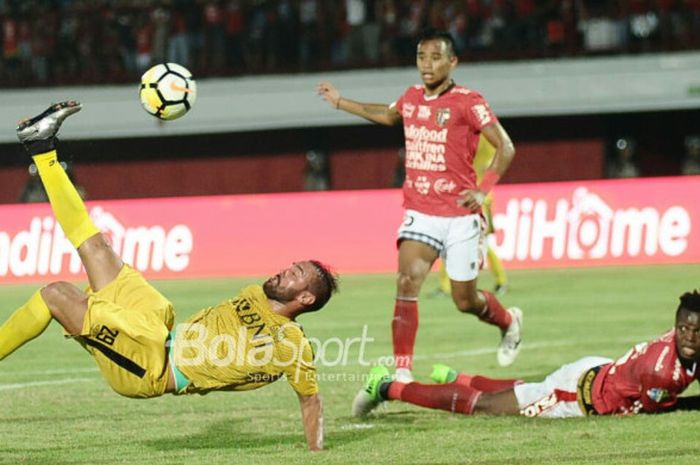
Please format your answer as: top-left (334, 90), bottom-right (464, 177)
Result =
top-left (390, 95), bottom-right (403, 114)
top-left (463, 92), bottom-right (498, 131)
top-left (282, 336), bottom-right (319, 396)
top-left (390, 87), bottom-right (412, 115)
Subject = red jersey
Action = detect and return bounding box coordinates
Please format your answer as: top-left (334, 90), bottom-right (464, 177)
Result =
top-left (592, 330), bottom-right (698, 415)
top-left (393, 84), bottom-right (498, 217)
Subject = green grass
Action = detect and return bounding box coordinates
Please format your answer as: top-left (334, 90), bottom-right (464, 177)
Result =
top-left (1, 264), bottom-right (700, 464)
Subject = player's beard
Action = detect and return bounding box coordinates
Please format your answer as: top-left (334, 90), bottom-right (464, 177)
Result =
top-left (262, 275), bottom-right (294, 303)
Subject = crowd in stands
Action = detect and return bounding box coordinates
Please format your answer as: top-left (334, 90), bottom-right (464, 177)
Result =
top-left (1, 0), bottom-right (700, 87)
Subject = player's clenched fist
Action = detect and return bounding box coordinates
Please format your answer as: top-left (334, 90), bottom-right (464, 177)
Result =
top-left (316, 81), bottom-right (341, 109)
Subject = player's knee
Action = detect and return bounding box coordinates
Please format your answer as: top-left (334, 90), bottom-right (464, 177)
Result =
top-left (41, 282), bottom-right (70, 306)
top-left (453, 295), bottom-right (480, 314)
top-left (396, 273), bottom-right (421, 296)
top-left (41, 282), bottom-right (86, 314)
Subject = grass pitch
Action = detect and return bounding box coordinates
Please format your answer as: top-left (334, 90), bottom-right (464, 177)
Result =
top-left (1, 264), bottom-right (700, 465)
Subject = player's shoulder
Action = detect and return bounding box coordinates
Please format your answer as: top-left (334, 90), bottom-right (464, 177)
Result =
top-left (449, 84), bottom-right (485, 100)
top-left (402, 85), bottom-right (423, 97)
top-left (650, 329), bottom-right (676, 348)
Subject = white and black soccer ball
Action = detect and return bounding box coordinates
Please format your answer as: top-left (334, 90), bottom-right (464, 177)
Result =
top-left (139, 63), bottom-right (197, 120)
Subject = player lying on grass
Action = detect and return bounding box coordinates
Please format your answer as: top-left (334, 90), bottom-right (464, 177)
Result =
top-left (353, 290), bottom-right (700, 418)
top-left (0, 102), bottom-right (338, 451)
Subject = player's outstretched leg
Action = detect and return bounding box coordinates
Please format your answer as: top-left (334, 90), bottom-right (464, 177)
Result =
top-left (17, 101), bottom-right (123, 291)
top-left (430, 364), bottom-right (522, 392)
top-left (0, 290), bottom-right (52, 360)
top-left (351, 365), bottom-right (392, 417)
top-left (354, 365), bottom-right (483, 417)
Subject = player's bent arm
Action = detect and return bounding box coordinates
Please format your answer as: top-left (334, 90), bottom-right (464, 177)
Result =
top-left (480, 121), bottom-right (516, 177)
top-left (297, 392), bottom-right (324, 451)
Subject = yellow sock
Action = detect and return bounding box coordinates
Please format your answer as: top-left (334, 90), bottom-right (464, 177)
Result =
top-left (487, 247), bottom-right (508, 286)
top-left (0, 290), bottom-right (52, 360)
top-left (33, 150), bottom-right (99, 248)
top-left (438, 260), bottom-right (451, 294)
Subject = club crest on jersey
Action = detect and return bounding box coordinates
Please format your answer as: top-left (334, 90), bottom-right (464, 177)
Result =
top-left (435, 108), bottom-right (451, 127)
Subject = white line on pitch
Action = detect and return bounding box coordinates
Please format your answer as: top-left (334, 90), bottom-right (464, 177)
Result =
top-left (0, 377), bottom-right (96, 390)
top-left (2, 366), bottom-right (99, 376)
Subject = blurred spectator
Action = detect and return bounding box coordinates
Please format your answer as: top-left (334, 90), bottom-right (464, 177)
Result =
top-left (298, 0), bottom-right (320, 69)
top-left (681, 135), bottom-right (700, 175)
top-left (606, 137), bottom-right (640, 178)
top-left (578, 1), bottom-right (627, 53)
top-left (2, 0), bottom-right (700, 87)
top-left (151, 4), bottom-right (171, 65)
top-left (225, 0), bottom-right (246, 71)
top-left (169, 4), bottom-right (191, 68)
top-left (304, 150), bottom-right (330, 191)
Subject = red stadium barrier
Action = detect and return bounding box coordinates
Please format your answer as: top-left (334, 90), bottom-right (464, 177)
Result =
top-left (0, 176), bottom-right (697, 283)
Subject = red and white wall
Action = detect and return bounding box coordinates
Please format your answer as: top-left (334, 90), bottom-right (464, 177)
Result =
top-left (0, 176), bottom-right (698, 284)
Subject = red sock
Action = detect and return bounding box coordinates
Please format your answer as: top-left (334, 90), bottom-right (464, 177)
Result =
top-left (455, 373), bottom-right (520, 393)
top-left (392, 299), bottom-right (418, 370)
top-left (478, 290), bottom-right (512, 331)
top-left (470, 375), bottom-right (521, 393)
top-left (454, 373), bottom-right (473, 386)
top-left (387, 381), bottom-right (406, 400)
top-left (393, 382), bottom-right (481, 415)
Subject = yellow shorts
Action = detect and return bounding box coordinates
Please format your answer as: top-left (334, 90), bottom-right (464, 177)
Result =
top-left (77, 265), bottom-right (175, 398)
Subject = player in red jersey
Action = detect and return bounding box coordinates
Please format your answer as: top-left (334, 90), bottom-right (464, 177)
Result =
top-left (352, 291), bottom-right (700, 418)
top-left (317, 29), bottom-right (521, 382)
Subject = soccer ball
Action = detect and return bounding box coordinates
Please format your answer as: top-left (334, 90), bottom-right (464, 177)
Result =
top-left (139, 63), bottom-right (197, 120)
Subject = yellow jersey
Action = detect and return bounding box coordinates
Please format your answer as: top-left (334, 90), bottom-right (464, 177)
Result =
top-left (173, 285), bottom-right (318, 396)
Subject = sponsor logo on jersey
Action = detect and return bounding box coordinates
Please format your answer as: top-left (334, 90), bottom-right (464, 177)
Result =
top-left (520, 392), bottom-right (560, 417)
top-left (646, 387), bottom-right (670, 403)
top-left (404, 125), bottom-right (448, 171)
top-left (417, 105), bottom-right (431, 120)
top-left (654, 346), bottom-right (670, 372)
top-left (434, 178), bottom-right (457, 194)
top-left (674, 358), bottom-right (682, 381)
top-left (402, 103), bottom-right (416, 118)
top-left (471, 104), bottom-right (492, 126)
top-left (435, 108), bottom-right (451, 127)
top-left (405, 125), bottom-right (447, 143)
top-left (415, 176), bottom-right (431, 195)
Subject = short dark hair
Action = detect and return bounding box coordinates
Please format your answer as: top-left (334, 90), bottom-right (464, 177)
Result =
top-left (305, 260), bottom-right (339, 312)
top-left (677, 290), bottom-right (700, 318)
top-left (417, 29), bottom-right (456, 57)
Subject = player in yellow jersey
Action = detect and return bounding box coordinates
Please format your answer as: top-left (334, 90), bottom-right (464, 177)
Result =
top-left (0, 102), bottom-right (338, 451)
top-left (435, 134), bottom-right (509, 296)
